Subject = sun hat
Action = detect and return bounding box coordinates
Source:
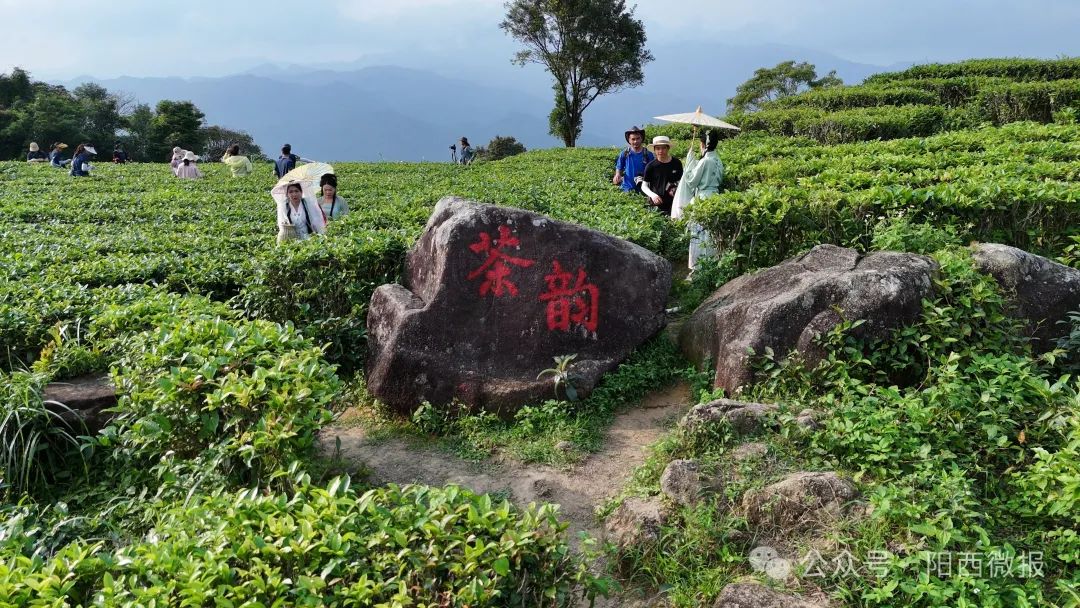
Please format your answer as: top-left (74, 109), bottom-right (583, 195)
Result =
top-left (55, 143), bottom-right (68, 150)
top-left (182, 151), bottom-right (199, 162)
top-left (173, 146), bottom-right (183, 154)
top-left (84, 145), bottom-right (97, 155)
top-left (649, 136), bottom-right (672, 149)
top-left (624, 125), bottom-right (646, 143)
top-left (29, 142), bottom-right (40, 152)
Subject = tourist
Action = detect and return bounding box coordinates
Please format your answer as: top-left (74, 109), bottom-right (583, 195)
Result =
top-left (612, 126), bottom-right (654, 194)
top-left (317, 173), bottom-right (349, 220)
top-left (222, 144), bottom-right (253, 177)
top-left (640, 136), bottom-right (683, 216)
top-left (69, 144), bottom-right (97, 177)
top-left (274, 143), bottom-right (314, 178)
top-left (112, 143), bottom-right (128, 163)
top-left (174, 151), bottom-right (203, 179)
top-left (457, 137), bottom-right (475, 165)
top-left (678, 130), bottom-right (724, 271)
top-left (26, 142), bottom-right (48, 162)
top-left (169, 146), bottom-right (185, 169)
top-left (49, 143), bottom-right (71, 168)
top-left (277, 181), bottom-right (326, 242)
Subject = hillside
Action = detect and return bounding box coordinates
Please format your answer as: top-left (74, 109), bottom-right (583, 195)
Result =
top-left (2, 58), bottom-right (1079, 607)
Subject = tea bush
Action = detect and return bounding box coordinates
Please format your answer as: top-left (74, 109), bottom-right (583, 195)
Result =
top-left (0, 478), bottom-right (603, 607)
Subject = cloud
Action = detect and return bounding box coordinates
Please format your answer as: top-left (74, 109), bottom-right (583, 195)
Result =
top-left (335, 0), bottom-right (503, 23)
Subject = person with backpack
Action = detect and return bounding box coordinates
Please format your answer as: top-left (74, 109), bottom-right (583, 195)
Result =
top-left (276, 181), bottom-right (326, 242)
top-left (612, 126), bottom-right (654, 194)
top-left (273, 143), bottom-right (314, 178)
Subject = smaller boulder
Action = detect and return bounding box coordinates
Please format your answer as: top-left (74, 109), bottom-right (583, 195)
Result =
top-left (660, 459), bottom-right (717, 507)
top-left (42, 374), bottom-right (117, 434)
top-left (713, 582), bottom-right (828, 608)
top-left (605, 497), bottom-right (667, 551)
top-left (731, 442), bottom-right (769, 463)
top-left (682, 399), bottom-right (778, 435)
top-left (971, 243), bottom-right (1080, 350)
top-left (743, 472), bottom-right (859, 533)
top-left (794, 409), bottom-right (822, 431)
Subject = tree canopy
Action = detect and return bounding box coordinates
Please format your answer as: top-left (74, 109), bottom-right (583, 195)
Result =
top-left (501, 0), bottom-right (653, 147)
top-left (728, 61), bottom-right (844, 113)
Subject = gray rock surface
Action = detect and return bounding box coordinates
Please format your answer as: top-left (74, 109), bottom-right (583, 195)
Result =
top-left (713, 582), bottom-right (828, 608)
top-left (367, 197), bottom-right (671, 414)
top-left (42, 374), bottom-right (116, 434)
top-left (682, 399), bottom-right (778, 435)
top-left (605, 497), bottom-right (667, 551)
top-left (743, 472), bottom-right (859, 532)
top-left (680, 244), bottom-right (936, 393)
top-left (971, 243), bottom-right (1080, 350)
top-left (660, 459), bottom-right (710, 506)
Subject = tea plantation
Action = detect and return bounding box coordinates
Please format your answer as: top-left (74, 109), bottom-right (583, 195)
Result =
top-left (1, 58), bottom-right (1079, 606)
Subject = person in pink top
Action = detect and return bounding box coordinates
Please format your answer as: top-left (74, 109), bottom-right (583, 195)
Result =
top-left (174, 151), bottom-right (203, 179)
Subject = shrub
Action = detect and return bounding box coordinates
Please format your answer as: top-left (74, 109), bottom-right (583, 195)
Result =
top-left (482, 135), bottom-right (528, 161)
top-left (0, 478), bottom-right (605, 607)
top-left (104, 317), bottom-right (339, 486)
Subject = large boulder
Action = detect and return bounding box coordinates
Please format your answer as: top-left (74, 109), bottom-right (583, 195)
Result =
top-left (680, 245), bottom-right (936, 393)
top-left (971, 243), bottom-right (1080, 350)
top-left (367, 197), bottom-right (671, 414)
top-left (605, 497), bottom-right (667, 551)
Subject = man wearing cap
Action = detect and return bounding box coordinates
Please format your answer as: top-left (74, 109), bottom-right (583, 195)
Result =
top-left (612, 126), bottom-right (654, 194)
top-left (641, 136), bottom-right (683, 217)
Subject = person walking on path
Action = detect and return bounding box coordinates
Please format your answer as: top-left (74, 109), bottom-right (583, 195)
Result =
top-left (612, 126), bottom-right (654, 194)
top-left (641, 136), bottom-right (683, 216)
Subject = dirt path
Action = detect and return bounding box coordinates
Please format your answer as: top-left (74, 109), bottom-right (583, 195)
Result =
top-left (317, 380), bottom-right (692, 538)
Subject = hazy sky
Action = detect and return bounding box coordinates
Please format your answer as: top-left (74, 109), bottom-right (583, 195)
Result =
top-left (4, 0), bottom-right (1079, 79)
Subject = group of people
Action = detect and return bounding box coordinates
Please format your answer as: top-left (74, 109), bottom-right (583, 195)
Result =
top-left (276, 172), bottom-right (349, 242)
top-left (612, 125), bottom-right (724, 272)
top-left (25, 142), bottom-right (129, 175)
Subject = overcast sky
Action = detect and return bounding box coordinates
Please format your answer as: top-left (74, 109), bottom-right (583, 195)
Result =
top-left (4, 0), bottom-right (1079, 79)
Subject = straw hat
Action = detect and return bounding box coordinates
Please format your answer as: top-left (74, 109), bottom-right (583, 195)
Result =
top-left (29, 142), bottom-right (40, 152)
top-left (55, 143), bottom-right (68, 150)
top-left (648, 136), bottom-right (672, 149)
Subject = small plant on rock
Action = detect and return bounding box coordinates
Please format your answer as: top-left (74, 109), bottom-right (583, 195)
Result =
top-left (538, 354), bottom-right (579, 401)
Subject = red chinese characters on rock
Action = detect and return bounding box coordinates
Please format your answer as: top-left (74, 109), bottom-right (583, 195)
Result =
top-left (466, 225), bottom-right (535, 297)
top-left (539, 260), bottom-right (600, 333)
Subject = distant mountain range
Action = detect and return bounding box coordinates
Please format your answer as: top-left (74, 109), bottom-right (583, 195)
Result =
top-left (60, 42), bottom-right (909, 161)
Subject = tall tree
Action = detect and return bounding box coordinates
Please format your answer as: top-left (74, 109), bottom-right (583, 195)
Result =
top-left (501, 0), bottom-right (653, 147)
top-left (727, 61), bottom-right (844, 113)
top-left (149, 100), bottom-right (206, 159)
top-left (73, 83), bottom-right (125, 149)
top-left (199, 125), bottom-right (266, 161)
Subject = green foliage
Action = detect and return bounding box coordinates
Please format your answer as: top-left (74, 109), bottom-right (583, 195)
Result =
top-left (0, 371), bottom-right (87, 499)
top-left (148, 100), bottom-right (206, 158)
top-left (501, 0), bottom-right (653, 146)
top-left (538, 354), bottom-right (580, 401)
top-left (870, 214), bottom-right (964, 254)
top-left (105, 317), bottom-right (339, 486)
top-left (199, 124), bottom-right (266, 162)
top-left (865, 58), bottom-right (1080, 84)
top-left (728, 60), bottom-right (844, 113)
top-left (0, 478), bottom-right (605, 607)
top-left (482, 134), bottom-right (528, 161)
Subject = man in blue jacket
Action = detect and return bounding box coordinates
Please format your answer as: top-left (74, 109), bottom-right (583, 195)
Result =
top-left (612, 126), bottom-right (654, 194)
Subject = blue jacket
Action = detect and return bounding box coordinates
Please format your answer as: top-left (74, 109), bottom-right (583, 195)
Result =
top-left (274, 154), bottom-right (298, 178)
top-left (615, 148), bottom-right (655, 192)
top-left (70, 152), bottom-right (92, 176)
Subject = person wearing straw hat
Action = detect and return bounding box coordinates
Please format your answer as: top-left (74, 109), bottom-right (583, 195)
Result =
top-left (174, 151), bottom-right (203, 179)
top-left (49, 143), bottom-right (71, 168)
top-left (69, 144), bottom-right (97, 177)
top-left (612, 126), bottom-right (654, 194)
top-left (641, 136), bottom-right (683, 216)
top-left (26, 142), bottom-right (47, 162)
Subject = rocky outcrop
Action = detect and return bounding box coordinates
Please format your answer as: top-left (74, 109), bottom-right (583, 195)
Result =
top-left (743, 472), bottom-right (859, 533)
top-left (680, 244), bottom-right (936, 393)
top-left (366, 197), bottom-right (671, 414)
top-left (971, 243), bottom-right (1080, 350)
top-left (681, 399), bottom-right (778, 435)
top-left (660, 459), bottom-right (715, 507)
top-left (605, 497), bottom-right (667, 551)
